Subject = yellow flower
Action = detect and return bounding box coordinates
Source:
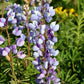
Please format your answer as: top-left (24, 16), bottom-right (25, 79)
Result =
top-left (62, 9), bottom-right (67, 13)
top-left (58, 7), bottom-right (63, 11)
top-left (69, 8), bottom-right (75, 15)
top-left (55, 8), bottom-right (58, 13)
top-left (55, 7), bottom-right (63, 15)
top-left (74, 13), bottom-right (78, 16)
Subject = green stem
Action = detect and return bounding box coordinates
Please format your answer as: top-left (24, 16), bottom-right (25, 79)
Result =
top-left (66, 32), bottom-right (68, 46)
top-left (72, 61), bottom-right (75, 72)
top-left (2, 0), bottom-right (5, 18)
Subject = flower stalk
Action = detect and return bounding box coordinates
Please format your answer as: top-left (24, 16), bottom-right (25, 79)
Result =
top-left (5, 20), bottom-right (17, 84)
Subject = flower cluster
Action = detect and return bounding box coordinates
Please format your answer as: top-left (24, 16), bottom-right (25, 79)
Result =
top-left (6, 3), bottom-right (27, 25)
top-left (55, 7), bottom-right (78, 20)
top-left (30, 3), bottom-right (60, 84)
top-left (0, 4), bottom-right (27, 59)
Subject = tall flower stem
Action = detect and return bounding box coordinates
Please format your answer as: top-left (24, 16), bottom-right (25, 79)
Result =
top-left (25, 10), bottom-right (30, 67)
top-left (5, 21), bottom-right (17, 84)
top-left (42, 0), bottom-right (49, 81)
top-left (2, 0), bottom-right (5, 18)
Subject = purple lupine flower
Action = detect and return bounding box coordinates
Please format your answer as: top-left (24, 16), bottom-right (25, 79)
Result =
top-left (33, 52), bottom-right (39, 58)
top-left (17, 51), bottom-right (26, 59)
top-left (47, 77), bottom-right (51, 84)
top-left (35, 64), bottom-right (43, 70)
top-left (16, 38), bottom-right (25, 47)
top-left (12, 27), bottom-right (22, 36)
top-left (11, 18), bottom-right (17, 24)
top-left (46, 40), bottom-right (54, 49)
top-left (2, 47), bottom-right (10, 56)
top-left (52, 37), bottom-right (58, 43)
top-left (37, 73), bottom-right (45, 79)
top-left (19, 25), bottom-right (25, 30)
top-left (32, 60), bottom-right (38, 65)
top-left (10, 45), bottom-right (17, 54)
top-left (29, 23), bottom-right (36, 30)
top-left (37, 38), bottom-right (43, 44)
top-left (50, 21), bottom-right (59, 31)
top-left (36, 79), bottom-right (45, 84)
top-left (0, 35), bottom-right (5, 45)
top-left (20, 34), bottom-right (26, 40)
top-left (50, 49), bottom-right (59, 56)
top-left (40, 25), bottom-right (46, 34)
top-left (33, 45), bottom-right (39, 51)
top-left (30, 14), bottom-right (39, 21)
top-left (44, 61), bottom-right (48, 69)
top-left (0, 48), bottom-right (3, 56)
top-left (49, 6), bottom-right (55, 16)
top-left (0, 18), bottom-right (6, 27)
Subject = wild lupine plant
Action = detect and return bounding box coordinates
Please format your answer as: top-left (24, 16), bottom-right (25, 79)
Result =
top-left (0, 0), bottom-right (60, 83)
top-left (30, 2), bottom-right (60, 84)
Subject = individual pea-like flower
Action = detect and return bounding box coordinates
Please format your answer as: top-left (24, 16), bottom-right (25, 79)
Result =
top-left (8, 15), bottom-right (17, 24)
top-left (16, 38), bottom-right (25, 47)
top-left (33, 45), bottom-right (39, 51)
top-left (12, 27), bottom-right (22, 36)
top-left (40, 25), bottom-right (46, 34)
top-left (20, 33), bottom-right (26, 40)
top-left (10, 45), bottom-right (17, 54)
top-left (0, 35), bottom-right (5, 45)
top-left (0, 48), bottom-right (3, 56)
top-left (2, 47), bottom-right (10, 56)
top-left (30, 10), bottom-right (42, 21)
top-left (50, 49), bottom-right (59, 56)
top-left (36, 79), bottom-right (45, 84)
top-left (37, 73), bottom-right (45, 79)
top-left (0, 18), bottom-right (6, 27)
top-left (17, 51), bottom-right (26, 59)
top-left (46, 40), bottom-right (54, 49)
top-left (50, 21), bottom-right (59, 31)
